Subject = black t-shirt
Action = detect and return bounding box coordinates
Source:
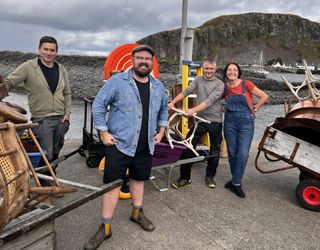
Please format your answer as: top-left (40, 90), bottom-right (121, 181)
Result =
top-left (134, 78), bottom-right (150, 152)
top-left (38, 58), bottom-right (59, 94)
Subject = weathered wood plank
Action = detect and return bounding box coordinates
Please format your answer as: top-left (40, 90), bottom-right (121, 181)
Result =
top-left (0, 221), bottom-right (54, 250)
top-left (0, 179), bottom-right (122, 245)
top-left (263, 127), bottom-right (320, 173)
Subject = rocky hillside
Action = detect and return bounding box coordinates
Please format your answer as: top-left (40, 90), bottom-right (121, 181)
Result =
top-left (138, 12), bottom-right (320, 65)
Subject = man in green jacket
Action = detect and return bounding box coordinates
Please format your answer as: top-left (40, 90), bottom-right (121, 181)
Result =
top-left (5, 36), bottom-right (71, 186)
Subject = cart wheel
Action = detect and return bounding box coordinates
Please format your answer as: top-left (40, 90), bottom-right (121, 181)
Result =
top-left (78, 147), bottom-right (85, 157)
top-left (295, 179), bottom-right (320, 212)
top-left (299, 173), bottom-right (304, 182)
top-left (86, 154), bottom-right (101, 168)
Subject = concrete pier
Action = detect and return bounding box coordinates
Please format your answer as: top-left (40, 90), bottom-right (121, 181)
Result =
top-left (53, 139), bottom-right (319, 250)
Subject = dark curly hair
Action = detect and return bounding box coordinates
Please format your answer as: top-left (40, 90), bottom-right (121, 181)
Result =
top-left (223, 62), bottom-right (242, 82)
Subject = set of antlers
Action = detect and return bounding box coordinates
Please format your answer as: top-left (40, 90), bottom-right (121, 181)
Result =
top-left (165, 107), bottom-right (210, 156)
top-left (281, 60), bottom-right (320, 101)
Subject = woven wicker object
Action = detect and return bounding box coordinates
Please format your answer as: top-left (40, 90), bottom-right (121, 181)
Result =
top-left (0, 122), bottom-right (30, 231)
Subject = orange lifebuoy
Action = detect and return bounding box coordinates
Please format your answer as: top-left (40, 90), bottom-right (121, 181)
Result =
top-left (104, 43), bottom-right (159, 80)
top-left (98, 157), bottom-right (105, 177)
top-left (119, 190), bottom-right (131, 200)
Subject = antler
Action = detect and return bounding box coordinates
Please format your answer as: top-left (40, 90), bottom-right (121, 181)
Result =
top-left (165, 107), bottom-right (210, 156)
top-left (281, 60), bottom-right (320, 101)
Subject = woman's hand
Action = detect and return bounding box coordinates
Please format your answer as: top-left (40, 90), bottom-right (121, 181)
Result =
top-left (251, 87), bottom-right (269, 111)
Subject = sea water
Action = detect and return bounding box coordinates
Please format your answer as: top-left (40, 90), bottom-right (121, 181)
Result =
top-left (267, 72), bottom-right (308, 82)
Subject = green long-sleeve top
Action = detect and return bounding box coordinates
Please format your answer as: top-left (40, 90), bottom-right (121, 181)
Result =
top-left (5, 58), bottom-right (71, 118)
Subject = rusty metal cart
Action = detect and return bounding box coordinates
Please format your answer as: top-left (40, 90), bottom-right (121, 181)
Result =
top-left (255, 102), bottom-right (320, 212)
top-left (256, 60), bottom-right (320, 212)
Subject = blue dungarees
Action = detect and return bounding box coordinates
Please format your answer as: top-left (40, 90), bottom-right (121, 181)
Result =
top-left (223, 80), bottom-right (254, 185)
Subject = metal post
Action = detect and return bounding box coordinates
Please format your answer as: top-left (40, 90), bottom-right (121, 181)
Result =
top-left (179, 0), bottom-right (188, 76)
top-left (181, 62), bottom-right (189, 137)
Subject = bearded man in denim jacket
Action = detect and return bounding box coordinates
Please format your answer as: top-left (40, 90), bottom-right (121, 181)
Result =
top-left (84, 45), bottom-right (168, 250)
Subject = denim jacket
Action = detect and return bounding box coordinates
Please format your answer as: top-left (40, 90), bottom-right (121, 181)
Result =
top-left (92, 69), bottom-right (168, 156)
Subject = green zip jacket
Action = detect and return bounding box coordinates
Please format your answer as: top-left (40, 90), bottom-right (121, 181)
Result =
top-left (5, 58), bottom-right (71, 118)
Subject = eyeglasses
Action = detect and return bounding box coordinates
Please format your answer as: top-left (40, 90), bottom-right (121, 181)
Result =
top-left (134, 56), bottom-right (153, 62)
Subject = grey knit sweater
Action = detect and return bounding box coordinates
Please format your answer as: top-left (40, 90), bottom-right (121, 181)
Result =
top-left (182, 75), bottom-right (224, 123)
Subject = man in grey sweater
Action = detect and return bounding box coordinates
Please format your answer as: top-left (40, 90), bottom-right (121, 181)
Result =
top-left (168, 59), bottom-right (224, 188)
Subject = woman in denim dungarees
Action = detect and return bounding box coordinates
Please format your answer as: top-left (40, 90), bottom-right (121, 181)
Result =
top-left (223, 63), bottom-right (268, 198)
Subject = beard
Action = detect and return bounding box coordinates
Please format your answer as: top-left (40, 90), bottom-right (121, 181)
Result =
top-left (133, 62), bottom-right (153, 77)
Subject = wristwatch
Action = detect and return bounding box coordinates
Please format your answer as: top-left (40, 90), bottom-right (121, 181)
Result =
top-left (253, 107), bottom-right (258, 112)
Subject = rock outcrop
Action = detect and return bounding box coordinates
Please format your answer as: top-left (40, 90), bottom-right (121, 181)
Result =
top-left (138, 12), bottom-right (320, 65)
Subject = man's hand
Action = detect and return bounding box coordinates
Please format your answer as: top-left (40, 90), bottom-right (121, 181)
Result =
top-left (185, 108), bottom-right (196, 117)
top-left (100, 131), bottom-right (117, 146)
top-left (154, 127), bottom-right (165, 144)
top-left (154, 133), bottom-right (163, 144)
top-left (168, 102), bottom-right (175, 110)
top-left (62, 114), bottom-right (70, 123)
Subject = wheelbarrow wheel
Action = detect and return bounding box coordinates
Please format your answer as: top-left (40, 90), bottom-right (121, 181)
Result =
top-left (86, 154), bottom-right (101, 168)
top-left (299, 170), bottom-right (313, 182)
top-left (295, 178), bottom-right (320, 212)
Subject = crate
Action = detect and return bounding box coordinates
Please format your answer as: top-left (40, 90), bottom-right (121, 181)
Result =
top-left (152, 143), bottom-right (186, 166)
top-left (27, 152), bottom-right (44, 167)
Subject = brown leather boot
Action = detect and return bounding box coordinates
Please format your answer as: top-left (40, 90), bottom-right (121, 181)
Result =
top-left (84, 224), bottom-right (112, 250)
top-left (130, 208), bottom-right (155, 232)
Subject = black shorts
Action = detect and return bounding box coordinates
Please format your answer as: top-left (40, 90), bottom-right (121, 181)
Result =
top-left (103, 145), bottom-right (152, 184)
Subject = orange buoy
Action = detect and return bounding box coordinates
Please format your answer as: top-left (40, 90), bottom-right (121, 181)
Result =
top-left (104, 43), bottom-right (159, 80)
top-left (98, 157), bottom-right (131, 200)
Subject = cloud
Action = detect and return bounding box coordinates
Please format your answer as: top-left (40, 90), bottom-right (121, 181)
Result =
top-left (59, 29), bottom-right (144, 55)
top-left (0, 0), bottom-right (319, 55)
top-left (0, 0), bottom-right (180, 32)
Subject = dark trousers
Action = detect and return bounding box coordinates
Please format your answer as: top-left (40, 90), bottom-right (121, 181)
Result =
top-left (32, 116), bottom-right (69, 162)
top-left (180, 122), bottom-right (222, 180)
top-left (32, 116), bottom-right (69, 185)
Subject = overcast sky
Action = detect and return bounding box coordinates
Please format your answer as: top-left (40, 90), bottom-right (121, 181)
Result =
top-left (0, 0), bottom-right (319, 56)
